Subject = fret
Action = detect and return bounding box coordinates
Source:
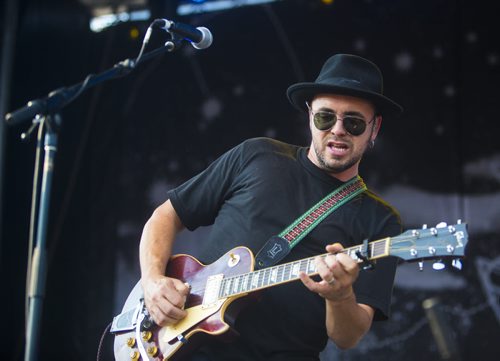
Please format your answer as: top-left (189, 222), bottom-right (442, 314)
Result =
top-left (265, 268), bottom-right (272, 286)
top-left (283, 263), bottom-right (291, 281)
top-left (223, 278), bottom-right (231, 297)
top-left (251, 271), bottom-right (259, 289)
top-left (299, 259), bottom-right (308, 274)
top-left (239, 275), bottom-right (245, 292)
top-left (307, 258), bottom-right (316, 274)
top-left (372, 241), bottom-right (380, 257)
top-left (216, 240), bottom-right (392, 299)
top-left (247, 274), bottom-right (252, 291)
top-left (232, 277), bottom-right (239, 293)
top-left (270, 267), bottom-right (278, 284)
top-left (291, 262), bottom-right (300, 278)
top-left (373, 238), bottom-right (389, 258)
top-left (241, 274), bottom-right (249, 292)
top-left (227, 277), bottom-right (234, 295)
top-left (221, 278), bottom-right (228, 297)
top-left (277, 265), bottom-right (284, 282)
top-left (260, 268), bottom-right (269, 287)
top-left (257, 270), bottom-right (264, 288)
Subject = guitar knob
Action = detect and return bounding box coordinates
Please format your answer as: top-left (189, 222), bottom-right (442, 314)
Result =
top-left (141, 330), bottom-right (153, 342)
top-left (129, 350), bottom-right (140, 361)
top-left (126, 337), bottom-right (136, 347)
top-left (147, 345), bottom-right (159, 357)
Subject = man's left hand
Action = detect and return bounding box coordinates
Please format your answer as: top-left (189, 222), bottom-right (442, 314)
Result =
top-left (299, 243), bottom-right (359, 302)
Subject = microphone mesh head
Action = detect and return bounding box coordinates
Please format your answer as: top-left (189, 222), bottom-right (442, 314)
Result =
top-left (193, 27), bottom-right (213, 50)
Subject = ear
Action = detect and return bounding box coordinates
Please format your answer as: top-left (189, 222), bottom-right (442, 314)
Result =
top-left (308, 108), bottom-right (315, 131)
top-left (371, 115), bottom-right (382, 141)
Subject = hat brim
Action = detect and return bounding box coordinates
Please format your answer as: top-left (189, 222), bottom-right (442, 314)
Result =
top-left (287, 83), bottom-right (403, 117)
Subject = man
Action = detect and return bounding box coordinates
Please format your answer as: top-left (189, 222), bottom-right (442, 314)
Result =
top-left (139, 54), bottom-right (403, 360)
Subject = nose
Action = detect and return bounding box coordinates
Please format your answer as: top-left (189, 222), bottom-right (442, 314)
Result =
top-left (330, 117), bottom-right (347, 136)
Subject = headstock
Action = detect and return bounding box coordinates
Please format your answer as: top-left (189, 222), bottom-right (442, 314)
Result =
top-left (388, 221), bottom-right (468, 270)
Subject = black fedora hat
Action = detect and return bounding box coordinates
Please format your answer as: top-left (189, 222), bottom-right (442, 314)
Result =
top-left (287, 54), bottom-right (403, 116)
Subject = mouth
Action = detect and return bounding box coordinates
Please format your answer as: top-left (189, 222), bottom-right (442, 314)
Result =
top-left (327, 140), bottom-right (349, 156)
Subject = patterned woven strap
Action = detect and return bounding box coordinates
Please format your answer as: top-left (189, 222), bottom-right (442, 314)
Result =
top-left (279, 175), bottom-right (367, 248)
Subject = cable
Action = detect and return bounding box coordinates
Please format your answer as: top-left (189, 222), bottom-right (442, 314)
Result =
top-left (24, 119), bottom-right (45, 328)
top-left (96, 321), bottom-right (113, 361)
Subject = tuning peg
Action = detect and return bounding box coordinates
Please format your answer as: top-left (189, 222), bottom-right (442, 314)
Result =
top-left (432, 260), bottom-right (445, 270)
top-left (422, 224), bottom-right (428, 229)
top-left (418, 261), bottom-right (424, 271)
top-left (452, 259), bottom-right (462, 270)
top-left (436, 222), bottom-right (447, 228)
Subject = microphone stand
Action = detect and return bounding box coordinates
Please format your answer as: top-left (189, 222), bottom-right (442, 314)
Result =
top-left (6, 35), bottom-right (183, 361)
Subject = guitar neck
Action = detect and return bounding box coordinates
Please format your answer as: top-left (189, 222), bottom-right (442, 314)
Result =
top-left (217, 238), bottom-right (391, 299)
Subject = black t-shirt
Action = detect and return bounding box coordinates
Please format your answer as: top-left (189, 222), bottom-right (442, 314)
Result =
top-left (167, 137), bottom-right (402, 361)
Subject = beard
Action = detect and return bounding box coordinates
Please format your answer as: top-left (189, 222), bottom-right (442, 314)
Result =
top-left (312, 136), bottom-right (370, 175)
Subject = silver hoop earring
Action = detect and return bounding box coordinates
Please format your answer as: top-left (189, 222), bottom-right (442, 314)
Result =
top-left (370, 139), bottom-right (375, 148)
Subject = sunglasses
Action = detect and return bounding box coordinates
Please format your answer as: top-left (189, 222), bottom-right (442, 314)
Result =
top-left (306, 102), bottom-right (375, 136)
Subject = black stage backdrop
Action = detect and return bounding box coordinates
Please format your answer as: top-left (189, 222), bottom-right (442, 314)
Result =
top-left (1, 0), bottom-right (500, 360)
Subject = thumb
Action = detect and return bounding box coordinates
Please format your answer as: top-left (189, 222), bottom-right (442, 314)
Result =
top-left (172, 278), bottom-right (191, 296)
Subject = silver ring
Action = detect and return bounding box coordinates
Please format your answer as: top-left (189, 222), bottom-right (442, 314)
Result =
top-left (328, 277), bottom-right (335, 284)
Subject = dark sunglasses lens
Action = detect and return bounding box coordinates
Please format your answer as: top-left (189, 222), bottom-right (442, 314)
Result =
top-left (343, 117), bottom-right (367, 136)
top-left (313, 112), bottom-right (336, 130)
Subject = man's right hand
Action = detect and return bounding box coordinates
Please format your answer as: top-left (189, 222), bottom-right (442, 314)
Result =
top-left (141, 275), bottom-right (190, 326)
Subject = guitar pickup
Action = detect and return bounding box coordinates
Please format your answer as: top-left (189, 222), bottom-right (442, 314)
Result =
top-left (202, 274), bottom-right (224, 308)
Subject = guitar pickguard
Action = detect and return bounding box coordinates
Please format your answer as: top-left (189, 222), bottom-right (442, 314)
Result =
top-left (161, 299), bottom-right (227, 343)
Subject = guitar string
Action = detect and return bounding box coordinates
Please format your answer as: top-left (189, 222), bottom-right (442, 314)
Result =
top-left (187, 230), bottom-right (463, 298)
top-left (191, 238), bottom-right (397, 297)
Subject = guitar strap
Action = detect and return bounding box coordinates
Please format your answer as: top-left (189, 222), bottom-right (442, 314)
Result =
top-left (254, 175), bottom-right (367, 269)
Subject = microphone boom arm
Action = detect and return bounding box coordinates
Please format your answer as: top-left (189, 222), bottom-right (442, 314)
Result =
top-left (5, 41), bottom-right (176, 126)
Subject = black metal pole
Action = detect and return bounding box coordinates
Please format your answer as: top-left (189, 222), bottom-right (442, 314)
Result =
top-left (24, 115), bottom-right (59, 361)
top-left (4, 34), bottom-right (181, 361)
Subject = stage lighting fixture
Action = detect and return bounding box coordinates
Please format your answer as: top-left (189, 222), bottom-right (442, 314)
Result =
top-left (176, 0), bottom-right (282, 16)
top-left (90, 8), bottom-right (151, 32)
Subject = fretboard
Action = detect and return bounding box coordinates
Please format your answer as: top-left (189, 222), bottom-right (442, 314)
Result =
top-left (217, 237), bottom-right (390, 299)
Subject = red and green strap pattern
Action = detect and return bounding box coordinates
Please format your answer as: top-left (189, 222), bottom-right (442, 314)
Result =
top-left (279, 176), bottom-right (367, 248)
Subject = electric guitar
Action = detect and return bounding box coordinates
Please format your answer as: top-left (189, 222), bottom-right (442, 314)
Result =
top-left (111, 221), bottom-right (468, 360)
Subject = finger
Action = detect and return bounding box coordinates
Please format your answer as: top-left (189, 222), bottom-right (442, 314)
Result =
top-left (150, 303), bottom-right (185, 326)
top-left (313, 257), bottom-right (339, 287)
top-left (300, 272), bottom-right (338, 301)
top-left (173, 279), bottom-right (191, 296)
top-left (156, 296), bottom-right (187, 320)
top-left (314, 256), bottom-right (333, 280)
top-left (144, 277), bottom-right (188, 322)
top-left (160, 279), bottom-right (189, 308)
top-left (325, 242), bottom-right (344, 254)
top-left (335, 253), bottom-right (359, 274)
top-left (324, 254), bottom-right (338, 269)
top-left (299, 272), bottom-right (320, 292)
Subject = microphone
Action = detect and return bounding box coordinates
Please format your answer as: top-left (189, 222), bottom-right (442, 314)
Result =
top-left (153, 19), bottom-right (213, 49)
